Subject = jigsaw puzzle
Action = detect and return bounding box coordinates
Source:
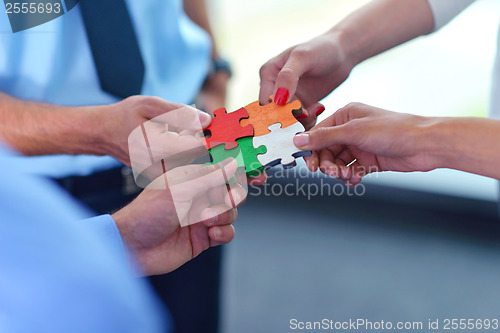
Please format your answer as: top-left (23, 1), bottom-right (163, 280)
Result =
top-left (253, 122), bottom-right (312, 168)
top-left (208, 137), bottom-right (267, 178)
top-left (204, 96), bottom-right (311, 178)
top-left (203, 107), bottom-right (253, 150)
top-left (240, 97), bottom-right (303, 136)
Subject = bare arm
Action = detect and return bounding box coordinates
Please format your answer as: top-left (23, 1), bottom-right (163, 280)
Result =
top-left (259, 0), bottom-right (434, 128)
top-left (429, 117), bottom-right (500, 180)
top-left (0, 92), bottom-right (206, 167)
top-left (294, 103), bottom-right (500, 184)
top-left (0, 91), bottom-right (108, 156)
top-left (183, 0), bottom-right (217, 58)
top-left (183, 0), bottom-right (230, 113)
top-left (334, 0), bottom-right (434, 65)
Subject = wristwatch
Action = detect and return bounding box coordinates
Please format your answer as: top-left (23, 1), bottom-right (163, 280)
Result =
top-left (209, 55), bottom-right (233, 78)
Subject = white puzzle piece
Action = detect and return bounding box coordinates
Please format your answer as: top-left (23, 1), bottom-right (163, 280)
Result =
top-left (253, 122), bottom-right (311, 168)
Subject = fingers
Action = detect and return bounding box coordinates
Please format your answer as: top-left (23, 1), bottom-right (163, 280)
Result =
top-left (202, 196), bottom-right (238, 247)
top-left (147, 128), bottom-right (205, 162)
top-left (325, 160), bottom-right (366, 186)
top-left (311, 102), bottom-right (370, 131)
top-left (293, 124), bottom-right (355, 151)
top-left (201, 205), bottom-right (238, 227)
top-left (318, 149), bottom-right (337, 177)
top-left (188, 207), bottom-right (237, 259)
top-left (224, 183), bottom-right (247, 208)
top-left (129, 103), bottom-right (210, 182)
top-left (165, 157), bottom-right (237, 188)
top-left (313, 104), bottom-right (326, 118)
top-left (131, 96), bottom-right (211, 130)
top-left (247, 172), bottom-right (267, 186)
top-left (304, 151), bottom-right (319, 172)
top-left (346, 160), bottom-right (366, 186)
top-left (160, 159), bottom-right (242, 227)
top-left (208, 225), bottom-right (235, 246)
top-left (155, 104), bottom-right (212, 132)
top-left (259, 65), bottom-right (278, 106)
top-left (259, 48), bottom-right (293, 105)
top-left (198, 111), bottom-right (212, 130)
top-left (206, 182), bottom-right (247, 208)
top-left (126, 96), bottom-right (185, 119)
top-left (312, 146), bottom-right (369, 186)
top-left (259, 46), bottom-right (311, 106)
top-left (200, 183), bottom-right (245, 228)
top-left (272, 49), bottom-right (311, 106)
top-left (315, 148), bottom-right (351, 180)
top-left (296, 103), bottom-right (325, 131)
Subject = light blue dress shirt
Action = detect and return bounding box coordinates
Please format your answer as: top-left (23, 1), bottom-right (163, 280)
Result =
top-left (0, 0), bottom-right (211, 178)
top-left (0, 143), bottom-right (169, 332)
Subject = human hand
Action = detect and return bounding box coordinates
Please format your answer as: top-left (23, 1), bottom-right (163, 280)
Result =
top-left (259, 32), bottom-right (355, 130)
top-left (293, 103), bottom-right (440, 186)
top-left (126, 102), bottom-right (215, 187)
top-left (124, 98), bottom-right (268, 188)
top-left (96, 96), bottom-right (211, 168)
top-left (112, 158), bottom-right (249, 276)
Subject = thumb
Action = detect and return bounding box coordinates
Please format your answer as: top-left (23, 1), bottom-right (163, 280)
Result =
top-left (136, 97), bottom-right (185, 119)
top-left (150, 104), bottom-right (212, 132)
top-left (135, 96), bottom-right (211, 131)
top-left (293, 124), bottom-right (355, 151)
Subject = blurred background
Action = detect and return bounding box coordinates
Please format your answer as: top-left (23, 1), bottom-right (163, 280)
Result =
top-left (204, 0), bottom-right (500, 332)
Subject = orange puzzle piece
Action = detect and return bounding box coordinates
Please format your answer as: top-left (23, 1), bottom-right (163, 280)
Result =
top-left (240, 96), bottom-right (303, 136)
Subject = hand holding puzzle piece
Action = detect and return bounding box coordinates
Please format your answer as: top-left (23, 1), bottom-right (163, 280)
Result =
top-left (203, 96), bottom-right (311, 178)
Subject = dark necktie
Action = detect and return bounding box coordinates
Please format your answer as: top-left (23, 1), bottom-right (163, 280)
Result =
top-left (80, 0), bottom-right (145, 99)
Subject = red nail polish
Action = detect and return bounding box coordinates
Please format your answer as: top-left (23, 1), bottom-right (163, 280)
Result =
top-left (315, 105), bottom-right (325, 116)
top-left (274, 88), bottom-right (289, 106)
top-left (297, 113), bottom-right (308, 119)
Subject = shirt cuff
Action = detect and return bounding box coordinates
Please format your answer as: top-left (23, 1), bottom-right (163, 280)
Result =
top-left (82, 214), bottom-right (127, 262)
top-left (427, 0), bottom-right (476, 32)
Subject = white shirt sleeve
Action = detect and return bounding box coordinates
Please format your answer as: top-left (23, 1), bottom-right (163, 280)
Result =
top-left (427, 0), bottom-right (476, 31)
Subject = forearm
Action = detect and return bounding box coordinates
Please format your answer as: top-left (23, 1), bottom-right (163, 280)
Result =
top-left (0, 92), bottom-right (108, 156)
top-left (426, 117), bottom-right (500, 179)
top-left (183, 0), bottom-right (217, 58)
top-left (331, 0), bottom-right (434, 65)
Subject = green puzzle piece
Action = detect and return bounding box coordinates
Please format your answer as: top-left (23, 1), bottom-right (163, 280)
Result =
top-left (208, 137), bottom-right (267, 178)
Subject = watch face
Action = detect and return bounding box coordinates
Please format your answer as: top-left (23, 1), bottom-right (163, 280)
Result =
top-left (213, 57), bottom-right (232, 77)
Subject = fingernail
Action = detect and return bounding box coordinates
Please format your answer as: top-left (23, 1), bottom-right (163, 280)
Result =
top-left (341, 167), bottom-right (350, 178)
top-left (274, 88), bottom-right (289, 106)
top-left (315, 105), bottom-right (325, 117)
top-left (293, 133), bottom-right (310, 147)
top-left (213, 227), bottom-right (222, 240)
top-left (296, 113), bottom-right (308, 119)
top-left (198, 111), bottom-right (212, 122)
top-left (198, 112), bottom-right (212, 126)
